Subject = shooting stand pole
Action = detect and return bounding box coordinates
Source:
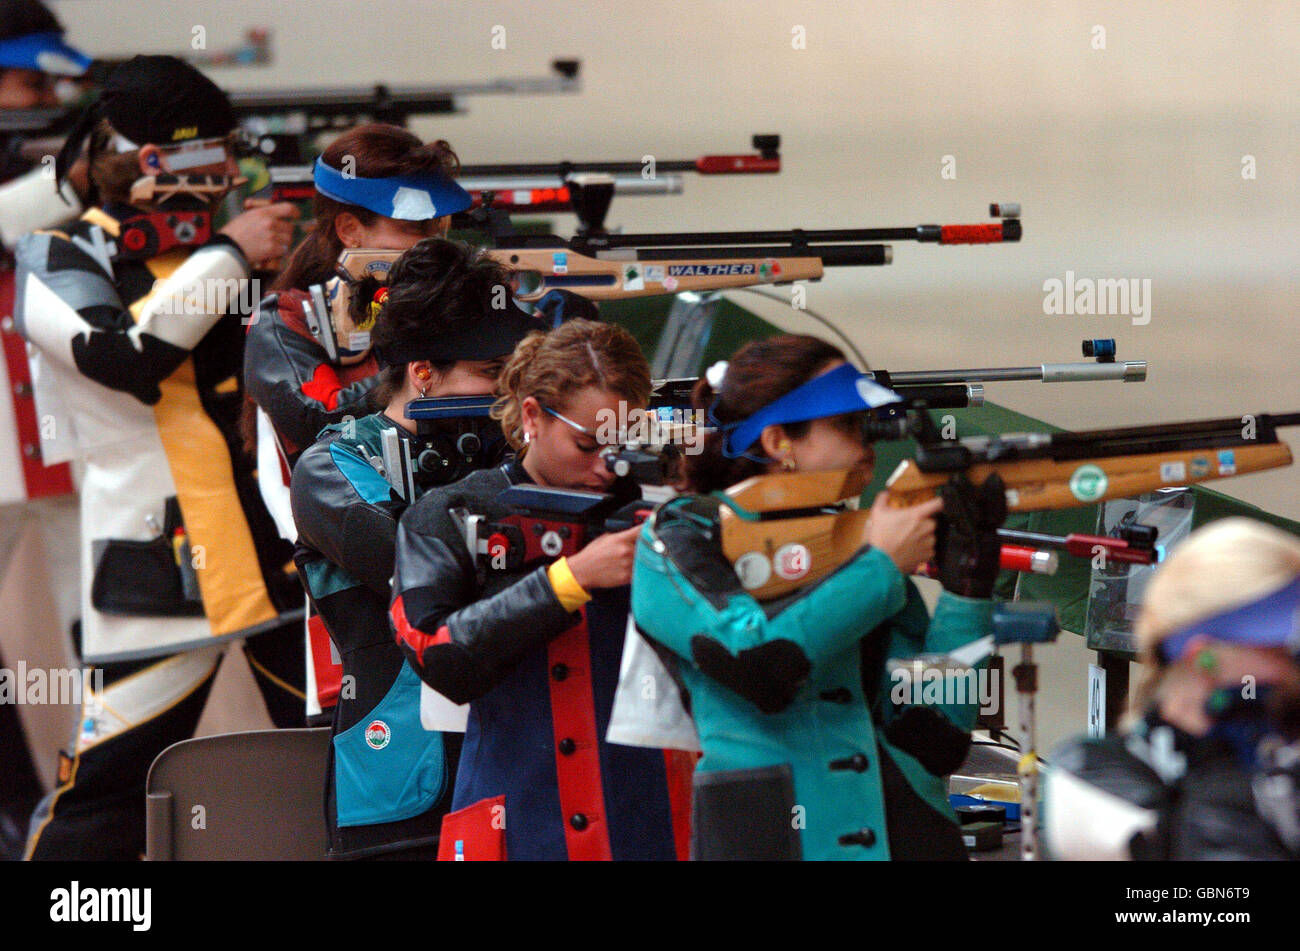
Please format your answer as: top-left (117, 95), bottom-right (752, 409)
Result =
top-left (993, 602), bottom-right (1061, 861)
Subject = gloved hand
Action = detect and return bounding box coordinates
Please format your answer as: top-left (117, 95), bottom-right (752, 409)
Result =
top-left (884, 706), bottom-right (972, 776)
top-left (934, 472), bottom-right (1007, 598)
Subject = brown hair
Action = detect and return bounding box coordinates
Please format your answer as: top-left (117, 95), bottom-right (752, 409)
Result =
top-left (86, 119), bottom-right (144, 206)
top-left (682, 334), bottom-right (855, 493)
top-left (493, 319), bottom-right (651, 455)
top-left (272, 123), bottom-right (459, 292)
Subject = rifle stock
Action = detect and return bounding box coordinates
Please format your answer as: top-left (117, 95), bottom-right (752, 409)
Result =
top-left (883, 438), bottom-right (1293, 510)
top-left (718, 413), bottom-right (1297, 601)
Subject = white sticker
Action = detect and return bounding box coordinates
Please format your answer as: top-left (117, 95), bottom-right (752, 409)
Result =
top-left (391, 186), bottom-right (437, 220)
top-left (773, 543), bottom-right (811, 581)
top-left (1159, 461), bottom-right (1186, 483)
top-left (734, 552), bottom-right (772, 591)
top-left (644, 265), bottom-right (666, 283)
top-left (622, 264), bottom-right (644, 292)
top-left (540, 530), bottom-right (564, 557)
top-left (1004, 489), bottom-right (1020, 509)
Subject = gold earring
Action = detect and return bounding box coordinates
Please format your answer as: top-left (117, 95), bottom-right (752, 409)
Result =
top-left (778, 440), bottom-right (796, 472)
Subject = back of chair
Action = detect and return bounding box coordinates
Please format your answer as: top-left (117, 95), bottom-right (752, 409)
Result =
top-left (145, 727), bottom-right (331, 860)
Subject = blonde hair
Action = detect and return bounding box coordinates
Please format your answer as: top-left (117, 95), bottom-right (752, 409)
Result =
top-left (492, 319), bottom-right (651, 456)
top-left (1127, 517), bottom-right (1300, 723)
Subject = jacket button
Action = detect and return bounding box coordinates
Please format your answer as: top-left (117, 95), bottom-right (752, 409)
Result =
top-left (558, 738), bottom-right (576, 755)
top-left (829, 753), bottom-right (870, 772)
top-left (551, 663), bottom-right (569, 681)
top-left (570, 813), bottom-right (588, 831)
top-left (838, 829), bottom-right (876, 848)
top-left (818, 687), bottom-right (853, 704)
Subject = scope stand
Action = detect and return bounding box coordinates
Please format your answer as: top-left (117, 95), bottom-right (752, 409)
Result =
top-left (992, 602), bottom-right (1060, 861)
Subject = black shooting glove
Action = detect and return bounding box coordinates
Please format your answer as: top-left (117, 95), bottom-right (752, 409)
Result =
top-left (934, 472), bottom-right (1008, 599)
top-left (884, 705), bottom-right (973, 776)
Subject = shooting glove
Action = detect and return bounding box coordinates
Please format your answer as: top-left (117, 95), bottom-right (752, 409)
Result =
top-left (935, 472), bottom-right (1008, 599)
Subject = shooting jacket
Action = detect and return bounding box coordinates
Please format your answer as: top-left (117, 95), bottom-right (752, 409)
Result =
top-left (244, 289), bottom-right (378, 465)
top-left (1043, 709), bottom-right (1296, 860)
top-left (13, 205), bottom-right (300, 663)
top-left (291, 411), bottom-right (456, 857)
top-left (391, 460), bottom-right (691, 861)
top-left (632, 495), bottom-right (994, 861)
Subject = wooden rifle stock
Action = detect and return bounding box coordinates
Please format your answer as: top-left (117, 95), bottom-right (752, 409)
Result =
top-left (719, 413), bottom-right (1297, 601)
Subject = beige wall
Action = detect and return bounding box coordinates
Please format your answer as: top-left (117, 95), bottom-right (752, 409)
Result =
top-left (46, 0), bottom-right (1300, 749)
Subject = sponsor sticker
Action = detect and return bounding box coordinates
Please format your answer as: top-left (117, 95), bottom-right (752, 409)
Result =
top-left (552, 252), bottom-right (568, 275)
top-left (1159, 461), bottom-right (1186, 483)
top-left (773, 543), bottom-right (811, 581)
top-left (644, 265), bottom-right (666, 283)
top-left (1068, 464), bottom-right (1108, 502)
top-left (365, 720), bottom-right (391, 750)
top-left (540, 530), bottom-right (564, 557)
top-left (1190, 456), bottom-right (1210, 479)
top-left (1217, 450), bottom-right (1236, 475)
top-left (734, 552), bottom-right (772, 590)
top-left (663, 276), bottom-right (679, 292)
top-left (623, 264), bottom-right (644, 292)
top-left (1005, 488), bottom-right (1020, 509)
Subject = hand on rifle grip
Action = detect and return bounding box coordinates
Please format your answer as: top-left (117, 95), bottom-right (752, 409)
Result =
top-left (934, 472), bottom-right (1008, 599)
top-left (867, 493), bottom-right (942, 576)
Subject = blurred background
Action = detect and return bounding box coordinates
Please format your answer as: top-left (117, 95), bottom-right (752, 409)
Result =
top-left (37, 0), bottom-right (1300, 752)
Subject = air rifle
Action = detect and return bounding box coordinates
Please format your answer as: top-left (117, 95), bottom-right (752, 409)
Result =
top-left (255, 135), bottom-right (781, 233)
top-left (230, 59), bottom-right (581, 133)
top-left (717, 410), bottom-right (1297, 600)
top-left (478, 202), bottom-right (1020, 302)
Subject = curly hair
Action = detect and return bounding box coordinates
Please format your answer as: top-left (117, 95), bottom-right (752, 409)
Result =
top-left (493, 319), bottom-right (651, 455)
top-left (368, 237), bottom-right (515, 404)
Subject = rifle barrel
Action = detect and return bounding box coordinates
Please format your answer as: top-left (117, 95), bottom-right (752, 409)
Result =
top-left (572, 223), bottom-right (1017, 251)
top-left (883, 361), bottom-right (1146, 385)
top-left (626, 244), bottom-right (892, 266)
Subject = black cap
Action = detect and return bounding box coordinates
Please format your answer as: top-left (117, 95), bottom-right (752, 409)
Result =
top-left (0, 0), bottom-right (64, 41)
top-left (55, 55), bottom-right (235, 188)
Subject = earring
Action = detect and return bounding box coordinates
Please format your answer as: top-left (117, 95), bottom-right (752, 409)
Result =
top-left (524, 431), bottom-right (532, 444)
top-left (778, 440), bottom-right (796, 472)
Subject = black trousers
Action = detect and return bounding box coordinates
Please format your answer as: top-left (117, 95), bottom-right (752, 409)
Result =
top-left (25, 623), bottom-right (305, 861)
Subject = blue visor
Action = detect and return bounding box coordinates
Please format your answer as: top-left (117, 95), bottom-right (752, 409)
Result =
top-left (313, 158), bottom-right (472, 221)
top-left (0, 32), bottom-right (91, 76)
top-left (719, 363), bottom-right (902, 459)
top-left (1160, 576), bottom-right (1300, 664)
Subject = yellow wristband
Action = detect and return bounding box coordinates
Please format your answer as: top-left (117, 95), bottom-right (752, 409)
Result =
top-left (547, 556), bottom-right (592, 613)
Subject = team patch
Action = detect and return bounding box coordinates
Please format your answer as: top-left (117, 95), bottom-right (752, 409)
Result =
top-left (365, 720), bottom-right (391, 750)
